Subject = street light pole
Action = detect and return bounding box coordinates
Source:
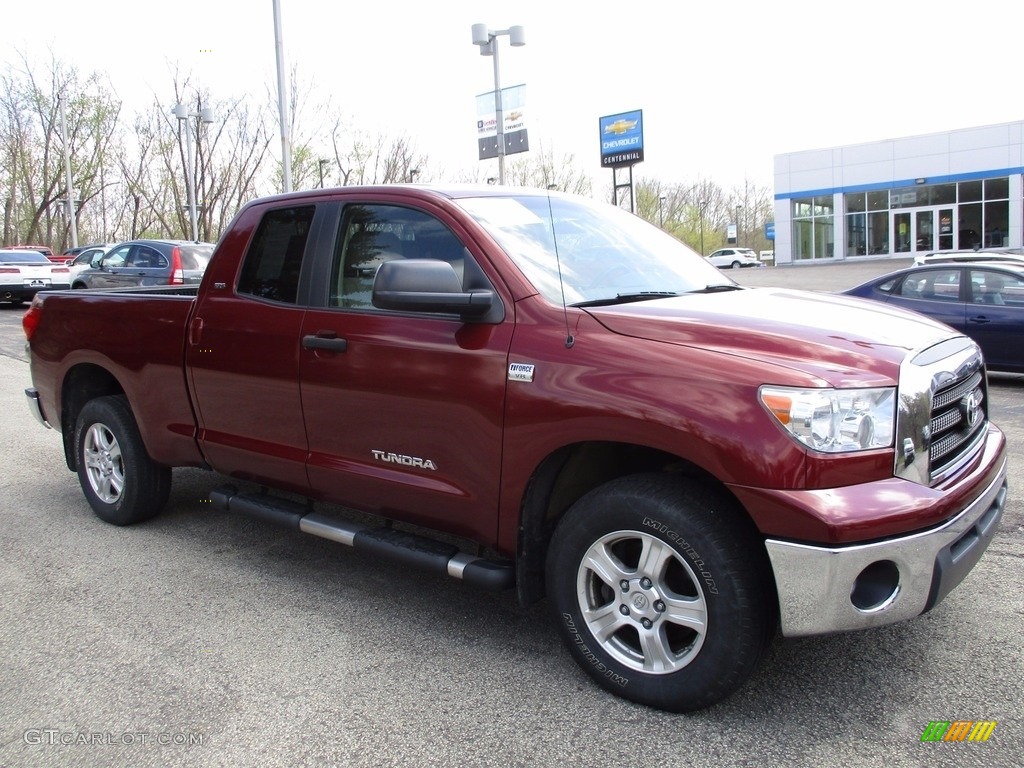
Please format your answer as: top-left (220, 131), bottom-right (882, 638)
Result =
top-left (736, 205), bottom-right (743, 245)
top-left (471, 23), bottom-right (525, 186)
top-left (173, 102), bottom-right (216, 242)
top-left (699, 200), bottom-right (708, 256)
top-left (58, 95), bottom-right (78, 249)
top-left (319, 159), bottom-right (330, 188)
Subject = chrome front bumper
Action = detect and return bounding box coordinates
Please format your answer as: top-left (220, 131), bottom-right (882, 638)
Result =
top-left (765, 456), bottom-right (1007, 637)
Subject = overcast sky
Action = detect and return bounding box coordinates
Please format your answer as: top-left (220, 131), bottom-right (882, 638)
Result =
top-left (3, 0), bottom-right (1018, 192)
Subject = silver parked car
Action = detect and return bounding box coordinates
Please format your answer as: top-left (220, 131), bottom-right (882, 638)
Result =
top-left (72, 240), bottom-right (215, 289)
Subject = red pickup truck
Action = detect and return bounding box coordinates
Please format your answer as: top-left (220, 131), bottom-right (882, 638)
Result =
top-left (23, 186), bottom-right (1008, 712)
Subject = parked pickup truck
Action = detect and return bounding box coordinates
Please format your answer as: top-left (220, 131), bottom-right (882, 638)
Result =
top-left (23, 186), bottom-right (1008, 712)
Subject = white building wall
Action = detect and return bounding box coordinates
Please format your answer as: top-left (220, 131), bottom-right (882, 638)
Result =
top-left (773, 121), bottom-right (1024, 264)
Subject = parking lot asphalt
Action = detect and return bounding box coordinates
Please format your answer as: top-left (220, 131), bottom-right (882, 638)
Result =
top-left (0, 261), bottom-right (1021, 767)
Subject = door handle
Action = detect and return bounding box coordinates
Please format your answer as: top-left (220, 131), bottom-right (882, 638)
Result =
top-left (302, 333), bottom-right (348, 352)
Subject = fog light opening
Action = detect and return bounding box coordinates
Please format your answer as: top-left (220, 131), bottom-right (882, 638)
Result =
top-left (851, 560), bottom-right (901, 612)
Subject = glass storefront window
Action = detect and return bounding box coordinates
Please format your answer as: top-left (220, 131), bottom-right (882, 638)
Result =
top-left (960, 181), bottom-right (982, 202)
top-left (868, 211), bottom-right (888, 254)
top-left (959, 203), bottom-right (982, 248)
top-left (794, 177), bottom-right (1008, 261)
top-left (846, 212), bottom-right (865, 256)
top-left (793, 196), bottom-right (834, 260)
top-left (984, 201), bottom-right (1009, 246)
top-left (984, 178), bottom-right (1009, 200)
top-left (930, 184), bottom-right (956, 205)
top-left (868, 191), bottom-right (889, 211)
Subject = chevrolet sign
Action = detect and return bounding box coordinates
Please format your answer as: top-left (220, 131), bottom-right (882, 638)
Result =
top-left (599, 110), bottom-right (644, 168)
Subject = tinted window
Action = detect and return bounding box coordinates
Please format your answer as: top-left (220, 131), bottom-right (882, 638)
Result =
top-left (104, 246), bottom-right (129, 268)
top-left (902, 268), bottom-right (961, 301)
top-left (969, 269), bottom-right (1024, 306)
top-left (330, 204), bottom-right (471, 309)
top-left (179, 245), bottom-right (214, 270)
top-left (0, 251), bottom-right (49, 263)
top-left (237, 206), bottom-right (315, 304)
top-left (128, 246), bottom-right (165, 268)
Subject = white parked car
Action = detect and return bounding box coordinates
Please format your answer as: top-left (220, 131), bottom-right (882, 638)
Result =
top-left (0, 249), bottom-right (72, 303)
top-left (706, 247), bottom-right (763, 269)
top-left (912, 248), bottom-right (1024, 266)
top-left (66, 244), bottom-right (117, 280)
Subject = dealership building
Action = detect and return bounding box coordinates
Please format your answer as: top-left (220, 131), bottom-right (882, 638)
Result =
top-left (772, 121), bottom-right (1024, 264)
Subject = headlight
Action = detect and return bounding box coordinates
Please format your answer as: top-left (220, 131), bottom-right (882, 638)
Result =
top-left (760, 386), bottom-right (895, 453)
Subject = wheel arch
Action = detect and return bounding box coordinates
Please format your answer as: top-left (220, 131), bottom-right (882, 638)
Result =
top-left (60, 363), bottom-right (126, 471)
top-left (515, 440), bottom-right (762, 606)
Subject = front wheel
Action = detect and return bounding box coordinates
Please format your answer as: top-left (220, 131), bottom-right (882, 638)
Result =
top-left (74, 395), bottom-right (171, 526)
top-left (546, 474), bottom-right (774, 712)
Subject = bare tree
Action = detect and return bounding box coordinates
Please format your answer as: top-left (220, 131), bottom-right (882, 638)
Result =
top-left (0, 53), bottom-right (120, 250)
top-left (502, 143), bottom-right (593, 195)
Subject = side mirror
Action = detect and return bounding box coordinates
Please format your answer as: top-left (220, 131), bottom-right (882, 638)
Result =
top-left (372, 259), bottom-right (499, 320)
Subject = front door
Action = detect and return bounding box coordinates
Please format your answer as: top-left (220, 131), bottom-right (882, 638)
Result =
top-left (298, 201), bottom-right (513, 543)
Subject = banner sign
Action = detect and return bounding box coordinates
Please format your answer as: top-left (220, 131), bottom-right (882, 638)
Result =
top-left (477, 84), bottom-right (529, 160)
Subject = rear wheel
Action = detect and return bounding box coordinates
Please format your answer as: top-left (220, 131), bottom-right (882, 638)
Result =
top-left (546, 473), bottom-right (774, 712)
top-left (730, 260), bottom-right (742, 269)
top-left (74, 395), bottom-right (171, 525)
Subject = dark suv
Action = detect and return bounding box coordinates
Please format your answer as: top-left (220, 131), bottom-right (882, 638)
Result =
top-left (72, 240), bottom-right (215, 289)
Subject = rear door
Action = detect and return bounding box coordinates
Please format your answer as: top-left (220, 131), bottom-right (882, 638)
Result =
top-left (124, 243), bottom-right (167, 287)
top-left (966, 267), bottom-right (1024, 371)
top-left (297, 199), bottom-right (513, 542)
top-left (186, 204), bottom-right (319, 493)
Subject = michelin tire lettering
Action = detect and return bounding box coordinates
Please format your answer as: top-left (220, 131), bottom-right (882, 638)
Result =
top-left (562, 613), bottom-right (629, 687)
top-left (643, 516), bottom-right (719, 594)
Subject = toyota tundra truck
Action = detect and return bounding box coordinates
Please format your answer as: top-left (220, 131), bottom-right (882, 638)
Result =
top-left (22, 185), bottom-right (1008, 712)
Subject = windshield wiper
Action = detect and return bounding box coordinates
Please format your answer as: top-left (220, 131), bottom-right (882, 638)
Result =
top-left (573, 291), bottom-right (680, 308)
top-left (688, 284), bottom-right (744, 294)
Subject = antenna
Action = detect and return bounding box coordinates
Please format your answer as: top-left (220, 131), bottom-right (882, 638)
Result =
top-left (547, 191), bottom-right (574, 348)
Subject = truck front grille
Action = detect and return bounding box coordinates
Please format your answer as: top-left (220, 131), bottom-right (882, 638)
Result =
top-left (928, 370), bottom-right (987, 482)
top-left (895, 337), bottom-right (986, 487)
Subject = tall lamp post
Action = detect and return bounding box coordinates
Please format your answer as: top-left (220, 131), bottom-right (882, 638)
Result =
top-left (319, 159), bottom-right (330, 188)
top-left (698, 199), bottom-right (709, 255)
top-left (471, 22), bottom-right (525, 186)
top-left (173, 102), bottom-right (216, 242)
top-left (735, 205), bottom-right (743, 245)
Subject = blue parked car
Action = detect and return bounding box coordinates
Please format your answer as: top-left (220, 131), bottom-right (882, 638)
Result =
top-left (842, 261), bottom-right (1024, 373)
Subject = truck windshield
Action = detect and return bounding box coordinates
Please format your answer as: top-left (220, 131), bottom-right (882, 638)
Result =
top-left (455, 193), bottom-right (731, 305)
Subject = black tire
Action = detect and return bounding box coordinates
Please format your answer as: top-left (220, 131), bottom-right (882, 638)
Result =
top-left (546, 473), bottom-right (775, 712)
top-left (730, 260), bottom-right (741, 269)
top-left (74, 395), bottom-right (171, 526)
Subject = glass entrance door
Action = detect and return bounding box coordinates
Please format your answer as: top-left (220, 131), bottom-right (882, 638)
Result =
top-left (892, 207), bottom-right (955, 254)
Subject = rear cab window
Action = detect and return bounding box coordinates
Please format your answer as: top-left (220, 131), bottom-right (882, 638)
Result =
top-left (237, 206), bottom-right (315, 304)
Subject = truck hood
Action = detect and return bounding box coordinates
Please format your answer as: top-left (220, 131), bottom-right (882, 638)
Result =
top-left (584, 286), bottom-right (959, 386)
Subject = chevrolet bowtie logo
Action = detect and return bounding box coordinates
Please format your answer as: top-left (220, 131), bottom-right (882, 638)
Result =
top-left (604, 119), bottom-right (638, 135)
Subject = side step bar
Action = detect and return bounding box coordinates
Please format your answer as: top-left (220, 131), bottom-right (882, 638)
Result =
top-left (208, 485), bottom-right (515, 591)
